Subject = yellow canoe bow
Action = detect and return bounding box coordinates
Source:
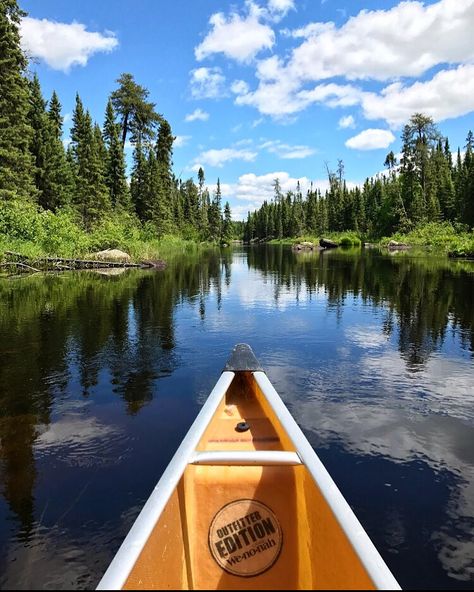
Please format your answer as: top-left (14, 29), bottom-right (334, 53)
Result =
top-left (97, 344), bottom-right (400, 590)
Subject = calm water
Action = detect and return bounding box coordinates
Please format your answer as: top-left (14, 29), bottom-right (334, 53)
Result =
top-left (0, 246), bottom-right (473, 590)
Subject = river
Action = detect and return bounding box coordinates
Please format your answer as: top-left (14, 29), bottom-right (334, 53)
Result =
top-left (0, 246), bottom-right (473, 589)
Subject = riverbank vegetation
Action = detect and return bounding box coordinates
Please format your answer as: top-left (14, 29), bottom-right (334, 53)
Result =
top-left (245, 114), bottom-right (474, 257)
top-left (0, 1), bottom-right (236, 261)
top-left (1, 1), bottom-right (473, 261)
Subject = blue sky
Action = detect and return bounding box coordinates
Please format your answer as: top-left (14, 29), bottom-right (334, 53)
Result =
top-left (20, 0), bottom-right (474, 219)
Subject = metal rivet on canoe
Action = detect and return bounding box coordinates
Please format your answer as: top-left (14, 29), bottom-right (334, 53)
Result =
top-left (235, 421), bottom-right (250, 432)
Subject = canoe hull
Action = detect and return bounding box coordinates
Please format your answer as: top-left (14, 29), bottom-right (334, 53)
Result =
top-left (98, 348), bottom-right (400, 590)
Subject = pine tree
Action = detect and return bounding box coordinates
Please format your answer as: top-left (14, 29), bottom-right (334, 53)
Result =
top-left (0, 0), bottom-right (36, 200)
top-left (197, 166), bottom-right (209, 237)
top-left (130, 142), bottom-right (148, 221)
top-left (154, 118), bottom-right (174, 233)
top-left (103, 100), bottom-right (129, 210)
top-left (48, 91), bottom-right (63, 139)
top-left (28, 74), bottom-right (48, 206)
top-left (72, 108), bottom-right (110, 228)
top-left (28, 77), bottom-right (72, 210)
top-left (111, 73), bottom-right (161, 147)
top-left (461, 132), bottom-right (474, 227)
top-left (208, 179), bottom-right (222, 241)
top-left (44, 91), bottom-right (74, 210)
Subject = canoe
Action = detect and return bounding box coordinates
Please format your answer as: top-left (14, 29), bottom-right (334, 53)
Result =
top-left (97, 344), bottom-right (400, 590)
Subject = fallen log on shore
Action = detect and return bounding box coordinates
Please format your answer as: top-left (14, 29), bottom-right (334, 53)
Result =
top-left (2, 251), bottom-right (166, 274)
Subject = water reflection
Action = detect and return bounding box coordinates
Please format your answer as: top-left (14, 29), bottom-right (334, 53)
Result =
top-left (0, 246), bottom-right (472, 589)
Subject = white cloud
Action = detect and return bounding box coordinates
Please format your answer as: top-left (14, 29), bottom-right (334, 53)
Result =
top-left (190, 67), bottom-right (226, 99)
top-left (338, 114), bottom-right (355, 129)
top-left (20, 17), bottom-right (118, 72)
top-left (283, 0), bottom-right (474, 83)
top-left (192, 147), bottom-right (258, 168)
top-left (174, 135), bottom-right (191, 148)
top-left (361, 64), bottom-right (474, 127)
top-left (260, 139), bottom-right (316, 159)
top-left (345, 129), bottom-right (395, 150)
top-left (230, 0), bottom-right (474, 125)
top-left (185, 108), bottom-right (209, 122)
top-left (235, 171), bottom-right (316, 203)
top-left (195, 3), bottom-right (275, 63)
top-left (231, 79), bottom-right (250, 95)
top-left (201, 170), bottom-right (361, 219)
top-left (268, 0), bottom-right (295, 17)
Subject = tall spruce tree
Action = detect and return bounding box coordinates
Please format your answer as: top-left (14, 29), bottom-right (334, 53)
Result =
top-left (28, 76), bottom-right (72, 210)
top-left (103, 100), bottom-right (129, 210)
top-left (130, 141), bottom-right (148, 221)
top-left (208, 179), bottom-right (222, 241)
top-left (197, 167), bottom-right (209, 236)
top-left (71, 103), bottom-right (110, 228)
top-left (0, 0), bottom-right (36, 200)
top-left (28, 74), bottom-right (48, 206)
top-left (44, 90), bottom-right (73, 210)
top-left (154, 118), bottom-right (174, 232)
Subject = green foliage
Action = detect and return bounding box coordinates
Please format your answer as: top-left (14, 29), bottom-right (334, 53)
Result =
top-left (110, 73), bottom-right (161, 147)
top-left (0, 0), bottom-right (36, 201)
top-left (0, 200), bottom-right (214, 261)
top-left (380, 221), bottom-right (474, 256)
top-left (338, 233), bottom-right (362, 247)
top-left (245, 116), bottom-right (474, 245)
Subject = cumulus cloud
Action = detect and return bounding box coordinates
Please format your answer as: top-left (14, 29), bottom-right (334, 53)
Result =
top-left (174, 135), bottom-right (191, 148)
top-left (338, 114), bottom-right (355, 129)
top-left (360, 64), bottom-right (474, 127)
top-left (192, 147), bottom-right (258, 168)
top-left (195, 3), bottom-right (275, 63)
top-left (345, 129), bottom-right (395, 150)
top-left (231, 79), bottom-right (250, 95)
top-left (190, 67), bottom-right (226, 99)
top-left (229, 0), bottom-right (474, 125)
top-left (185, 108), bottom-right (209, 122)
top-left (20, 17), bottom-right (118, 72)
top-left (195, 169), bottom-right (361, 219)
top-left (235, 171), bottom-right (318, 202)
top-left (260, 139), bottom-right (316, 159)
top-left (229, 171), bottom-right (357, 216)
top-left (282, 0), bottom-right (474, 83)
top-left (268, 0), bottom-right (295, 17)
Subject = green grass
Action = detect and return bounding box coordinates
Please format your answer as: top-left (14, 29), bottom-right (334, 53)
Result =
top-left (380, 221), bottom-right (474, 257)
top-left (0, 200), bottom-right (209, 263)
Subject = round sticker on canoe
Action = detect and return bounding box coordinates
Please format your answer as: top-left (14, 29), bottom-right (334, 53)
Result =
top-left (208, 499), bottom-right (283, 577)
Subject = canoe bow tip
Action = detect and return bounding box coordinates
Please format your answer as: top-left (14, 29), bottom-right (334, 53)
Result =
top-left (223, 343), bottom-right (264, 373)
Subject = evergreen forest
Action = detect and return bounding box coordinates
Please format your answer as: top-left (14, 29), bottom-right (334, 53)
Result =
top-left (244, 116), bottom-right (474, 249)
top-left (1, 0), bottom-right (474, 260)
top-left (0, 0), bottom-right (234, 258)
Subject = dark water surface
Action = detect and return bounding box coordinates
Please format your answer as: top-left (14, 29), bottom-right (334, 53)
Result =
top-left (0, 246), bottom-right (473, 590)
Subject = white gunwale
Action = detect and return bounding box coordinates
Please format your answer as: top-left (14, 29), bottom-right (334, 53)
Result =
top-left (97, 366), bottom-right (401, 591)
top-left (253, 371), bottom-right (400, 591)
top-left (96, 371), bottom-right (235, 591)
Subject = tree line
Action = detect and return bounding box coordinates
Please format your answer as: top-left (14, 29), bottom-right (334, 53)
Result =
top-left (244, 114), bottom-right (474, 242)
top-left (0, 0), bottom-right (234, 244)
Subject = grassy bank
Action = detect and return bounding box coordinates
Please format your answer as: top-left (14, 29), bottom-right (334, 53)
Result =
top-left (380, 222), bottom-right (474, 257)
top-left (0, 201), bottom-right (208, 263)
top-left (269, 223), bottom-right (474, 258)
